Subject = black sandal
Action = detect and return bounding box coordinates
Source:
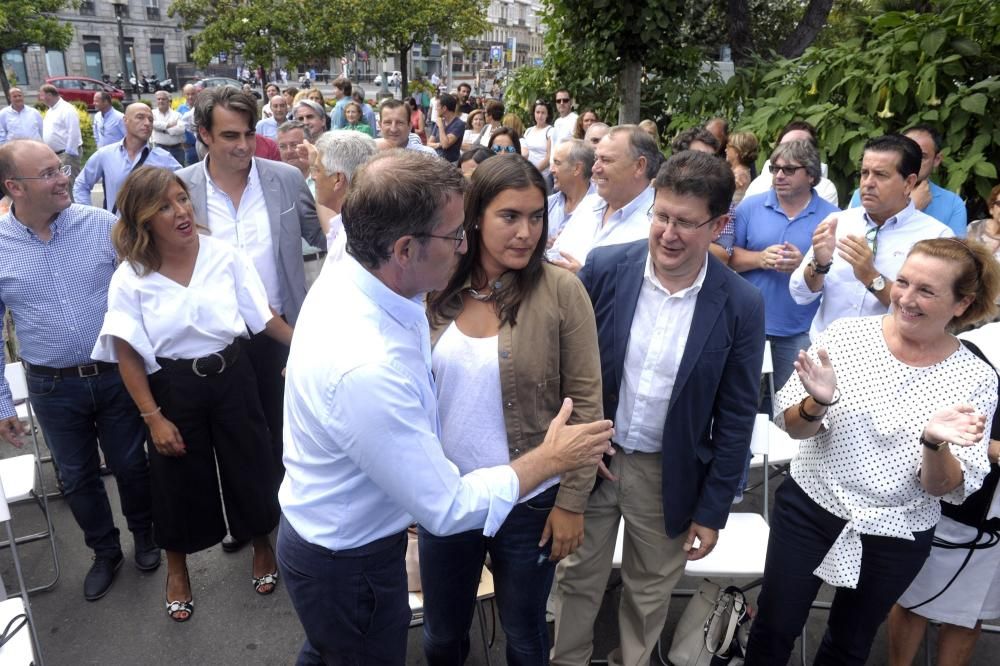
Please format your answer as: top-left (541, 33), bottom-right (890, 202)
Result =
top-left (165, 569), bottom-right (194, 622)
top-left (251, 545), bottom-right (279, 595)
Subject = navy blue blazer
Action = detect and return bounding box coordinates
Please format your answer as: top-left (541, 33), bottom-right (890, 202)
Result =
top-left (578, 240), bottom-right (765, 538)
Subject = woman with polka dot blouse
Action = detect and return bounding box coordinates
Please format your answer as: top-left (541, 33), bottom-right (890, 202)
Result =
top-left (745, 238), bottom-right (1000, 665)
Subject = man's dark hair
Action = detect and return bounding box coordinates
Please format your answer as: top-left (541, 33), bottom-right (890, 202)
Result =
top-left (342, 151), bottom-right (466, 269)
top-left (610, 125), bottom-right (662, 179)
top-left (776, 120), bottom-right (818, 148)
top-left (94, 91), bottom-right (110, 105)
top-left (485, 100), bottom-right (504, 122)
top-left (655, 150), bottom-right (735, 219)
top-left (864, 134), bottom-right (922, 179)
top-left (332, 77), bottom-right (352, 96)
top-left (904, 123), bottom-right (943, 154)
top-left (379, 97), bottom-right (410, 118)
top-left (670, 126), bottom-right (719, 156)
top-left (438, 93), bottom-right (457, 113)
top-left (194, 86), bottom-right (258, 143)
top-left (458, 82), bottom-right (471, 94)
top-left (38, 84), bottom-right (58, 97)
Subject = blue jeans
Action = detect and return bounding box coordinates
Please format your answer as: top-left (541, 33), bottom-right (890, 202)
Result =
top-left (277, 516), bottom-right (410, 665)
top-left (744, 477), bottom-right (934, 666)
top-left (418, 484), bottom-right (559, 665)
top-left (26, 369), bottom-right (152, 557)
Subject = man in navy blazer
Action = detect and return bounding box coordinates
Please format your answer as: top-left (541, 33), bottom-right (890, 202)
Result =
top-left (552, 150), bottom-right (765, 666)
top-left (178, 86), bottom-right (325, 555)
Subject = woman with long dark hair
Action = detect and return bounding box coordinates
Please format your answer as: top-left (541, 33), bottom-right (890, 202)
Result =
top-left (421, 156), bottom-right (603, 663)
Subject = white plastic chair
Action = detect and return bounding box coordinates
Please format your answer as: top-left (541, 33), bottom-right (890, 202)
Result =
top-left (0, 363), bottom-right (59, 594)
top-left (408, 565), bottom-right (495, 666)
top-left (0, 477), bottom-right (44, 665)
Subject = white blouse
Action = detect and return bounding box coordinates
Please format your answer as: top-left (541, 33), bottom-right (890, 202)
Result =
top-left (92, 234), bottom-right (273, 374)
top-left (775, 315), bottom-right (997, 588)
top-left (522, 125), bottom-right (552, 174)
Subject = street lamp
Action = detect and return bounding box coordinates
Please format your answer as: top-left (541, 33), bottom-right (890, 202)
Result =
top-left (114, 8), bottom-right (135, 100)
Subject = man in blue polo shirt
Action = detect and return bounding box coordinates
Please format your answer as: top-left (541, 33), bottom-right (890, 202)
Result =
top-left (849, 124), bottom-right (966, 236)
top-left (732, 139), bottom-right (839, 399)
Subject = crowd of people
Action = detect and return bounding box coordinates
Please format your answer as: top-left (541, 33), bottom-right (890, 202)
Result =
top-left (1, 76), bottom-right (999, 666)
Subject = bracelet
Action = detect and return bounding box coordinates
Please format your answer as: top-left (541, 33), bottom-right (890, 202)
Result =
top-left (139, 406), bottom-right (161, 419)
top-left (811, 388), bottom-right (841, 407)
top-left (798, 397), bottom-right (826, 423)
top-left (810, 259), bottom-right (833, 274)
top-left (920, 434), bottom-right (946, 452)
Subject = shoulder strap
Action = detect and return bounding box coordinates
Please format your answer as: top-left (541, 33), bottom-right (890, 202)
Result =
top-left (110, 146), bottom-right (151, 215)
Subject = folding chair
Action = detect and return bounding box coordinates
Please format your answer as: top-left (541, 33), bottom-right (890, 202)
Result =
top-left (0, 477), bottom-right (44, 665)
top-left (0, 363), bottom-right (60, 594)
top-left (409, 565), bottom-right (496, 666)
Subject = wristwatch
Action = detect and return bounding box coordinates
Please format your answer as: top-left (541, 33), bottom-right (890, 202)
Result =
top-left (867, 274), bottom-right (885, 294)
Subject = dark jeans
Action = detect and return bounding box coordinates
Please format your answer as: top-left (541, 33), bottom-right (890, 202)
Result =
top-left (277, 516), bottom-right (410, 665)
top-left (744, 477), bottom-right (934, 666)
top-left (418, 484), bottom-right (559, 665)
top-left (26, 368), bottom-right (152, 557)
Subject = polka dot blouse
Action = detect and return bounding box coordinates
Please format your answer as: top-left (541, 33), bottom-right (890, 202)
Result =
top-left (774, 315), bottom-right (998, 588)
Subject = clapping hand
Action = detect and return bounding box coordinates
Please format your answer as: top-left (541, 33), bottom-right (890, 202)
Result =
top-left (794, 348), bottom-right (837, 404)
top-left (811, 214), bottom-right (838, 265)
top-left (923, 405), bottom-right (987, 448)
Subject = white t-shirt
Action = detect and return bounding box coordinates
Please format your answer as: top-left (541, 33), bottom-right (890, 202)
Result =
top-left (552, 112), bottom-right (578, 145)
top-left (522, 125), bottom-right (552, 175)
top-left (92, 234), bottom-right (273, 374)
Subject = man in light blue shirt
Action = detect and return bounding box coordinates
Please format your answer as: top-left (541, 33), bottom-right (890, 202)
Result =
top-left (91, 92), bottom-right (125, 147)
top-left (0, 88), bottom-right (43, 144)
top-left (848, 124), bottom-right (966, 236)
top-left (732, 140), bottom-right (839, 394)
top-left (74, 103), bottom-right (181, 211)
top-left (277, 150), bottom-right (613, 665)
top-left (328, 76), bottom-right (352, 129)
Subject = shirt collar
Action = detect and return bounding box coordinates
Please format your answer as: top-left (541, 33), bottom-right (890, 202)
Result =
top-left (642, 250), bottom-right (709, 297)
top-left (863, 200), bottom-right (916, 230)
top-left (7, 204), bottom-right (66, 238)
top-left (203, 156), bottom-right (258, 195)
top-left (764, 188), bottom-right (822, 220)
top-left (346, 255), bottom-right (428, 330)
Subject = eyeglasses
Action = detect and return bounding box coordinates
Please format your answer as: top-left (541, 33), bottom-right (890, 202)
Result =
top-left (865, 225), bottom-right (880, 257)
top-left (768, 164), bottom-right (807, 176)
top-left (491, 145), bottom-right (517, 154)
top-left (414, 226), bottom-right (467, 249)
top-left (555, 98), bottom-right (571, 104)
top-left (7, 164), bottom-right (72, 182)
top-left (647, 205), bottom-right (717, 232)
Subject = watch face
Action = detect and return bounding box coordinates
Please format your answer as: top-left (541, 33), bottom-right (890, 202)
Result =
top-left (871, 276), bottom-right (885, 290)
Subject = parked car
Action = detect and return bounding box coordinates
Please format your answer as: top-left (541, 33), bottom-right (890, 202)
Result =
top-left (43, 76), bottom-right (125, 108)
top-left (189, 77), bottom-right (262, 99)
top-left (374, 71), bottom-right (402, 86)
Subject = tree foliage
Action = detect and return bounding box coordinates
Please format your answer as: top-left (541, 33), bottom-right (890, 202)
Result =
top-left (0, 0), bottom-right (74, 102)
top-left (729, 0), bottom-right (1000, 211)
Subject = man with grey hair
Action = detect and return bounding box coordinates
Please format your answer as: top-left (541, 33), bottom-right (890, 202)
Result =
top-left (550, 125), bottom-right (660, 272)
top-left (730, 140), bottom-right (840, 395)
top-left (277, 149), bottom-right (614, 664)
top-left (275, 120), bottom-right (313, 179)
top-left (548, 139), bottom-right (595, 243)
top-left (311, 130), bottom-right (377, 264)
top-left (583, 122), bottom-right (610, 147)
top-left (292, 99), bottom-right (327, 139)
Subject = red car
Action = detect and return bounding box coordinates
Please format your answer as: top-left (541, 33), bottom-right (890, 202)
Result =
top-left (44, 76), bottom-right (125, 109)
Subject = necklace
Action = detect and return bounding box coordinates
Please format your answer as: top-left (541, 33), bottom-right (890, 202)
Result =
top-left (466, 279), bottom-right (505, 302)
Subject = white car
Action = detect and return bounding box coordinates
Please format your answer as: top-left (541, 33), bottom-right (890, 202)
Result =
top-left (374, 71), bottom-right (402, 86)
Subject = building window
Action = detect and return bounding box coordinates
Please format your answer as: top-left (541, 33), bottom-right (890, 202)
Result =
top-left (150, 39), bottom-right (166, 80)
top-left (45, 50), bottom-right (66, 77)
top-left (2, 50), bottom-right (27, 87)
top-left (113, 2), bottom-right (130, 19)
top-left (83, 40), bottom-right (103, 80)
top-left (146, 0), bottom-right (160, 20)
top-left (79, 1), bottom-right (95, 16)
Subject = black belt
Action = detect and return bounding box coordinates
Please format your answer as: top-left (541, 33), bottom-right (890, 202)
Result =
top-left (156, 341), bottom-right (240, 377)
top-left (303, 251), bottom-right (328, 262)
top-left (25, 361), bottom-right (116, 379)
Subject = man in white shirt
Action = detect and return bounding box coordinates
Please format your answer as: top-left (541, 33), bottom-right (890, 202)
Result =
top-left (790, 134), bottom-right (953, 339)
top-left (548, 139), bottom-right (596, 242)
top-left (91, 92), bottom-right (125, 147)
top-left (376, 99), bottom-right (436, 155)
top-left (0, 88), bottom-right (43, 144)
top-left (551, 89), bottom-right (578, 145)
top-left (151, 91), bottom-right (186, 165)
top-left (551, 150), bottom-right (765, 666)
top-left (39, 84), bottom-right (82, 196)
top-left (176, 86), bottom-right (325, 553)
top-left (255, 95), bottom-right (287, 140)
top-left (744, 120), bottom-right (840, 206)
top-left (551, 125), bottom-right (659, 272)
top-left (310, 130), bottom-right (377, 264)
top-left (277, 149), bottom-right (614, 664)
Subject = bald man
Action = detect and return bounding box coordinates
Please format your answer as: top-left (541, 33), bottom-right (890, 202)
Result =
top-left (73, 103), bottom-right (181, 211)
top-left (256, 95), bottom-right (288, 139)
top-left (0, 88), bottom-right (43, 144)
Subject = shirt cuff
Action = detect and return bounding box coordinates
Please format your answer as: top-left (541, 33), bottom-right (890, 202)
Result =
top-left (464, 465), bottom-right (520, 537)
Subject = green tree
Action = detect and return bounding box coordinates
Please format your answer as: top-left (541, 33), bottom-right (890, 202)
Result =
top-left (360, 0), bottom-right (489, 99)
top-left (729, 0), bottom-right (1000, 211)
top-left (0, 0), bottom-right (73, 102)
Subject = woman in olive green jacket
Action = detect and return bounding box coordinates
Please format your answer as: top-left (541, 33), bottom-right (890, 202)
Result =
top-left (421, 155), bottom-right (603, 664)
